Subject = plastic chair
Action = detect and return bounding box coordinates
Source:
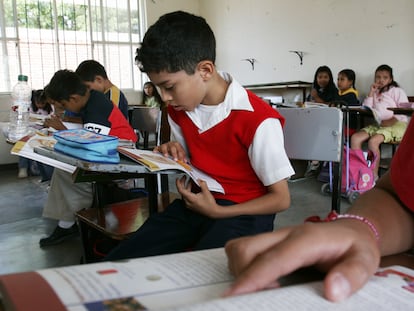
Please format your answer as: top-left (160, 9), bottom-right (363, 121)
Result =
top-left (130, 107), bottom-right (161, 149)
top-left (129, 106), bottom-right (169, 194)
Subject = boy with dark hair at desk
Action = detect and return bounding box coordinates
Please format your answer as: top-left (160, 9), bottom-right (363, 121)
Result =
top-left (105, 11), bottom-right (294, 260)
top-left (75, 59), bottom-right (129, 119)
top-left (39, 70), bottom-right (137, 247)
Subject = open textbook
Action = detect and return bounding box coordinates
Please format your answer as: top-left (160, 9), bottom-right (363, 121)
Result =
top-left (10, 133), bottom-right (76, 174)
top-left (118, 147), bottom-right (224, 194)
top-left (361, 105), bottom-right (382, 125)
top-left (0, 248), bottom-right (413, 311)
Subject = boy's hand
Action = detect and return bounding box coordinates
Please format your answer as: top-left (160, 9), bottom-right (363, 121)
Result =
top-left (154, 142), bottom-right (187, 163)
top-left (176, 176), bottom-right (221, 218)
top-left (43, 115), bottom-right (67, 130)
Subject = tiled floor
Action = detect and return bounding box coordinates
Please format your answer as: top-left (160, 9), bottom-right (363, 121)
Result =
top-left (0, 163), bottom-right (350, 276)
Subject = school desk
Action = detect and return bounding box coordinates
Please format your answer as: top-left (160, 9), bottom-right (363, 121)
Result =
top-left (34, 146), bottom-right (176, 263)
top-left (387, 107), bottom-right (414, 116)
top-left (277, 107), bottom-right (344, 212)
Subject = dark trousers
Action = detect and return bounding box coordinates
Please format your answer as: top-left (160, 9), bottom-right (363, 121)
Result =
top-left (105, 198), bottom-right (275, 260)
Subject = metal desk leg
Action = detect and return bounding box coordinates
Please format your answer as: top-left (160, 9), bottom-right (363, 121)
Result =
top-left (145, 174), bottom-right (158, 214)
top-left (331, 161), bottom-right (342, 213)
top-left (77, 217), bottom-right (95, 263)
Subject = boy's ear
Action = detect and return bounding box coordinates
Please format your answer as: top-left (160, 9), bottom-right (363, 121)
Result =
top-left (197, 60), bottom-right (214, 81)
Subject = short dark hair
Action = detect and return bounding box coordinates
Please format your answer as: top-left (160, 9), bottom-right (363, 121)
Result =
top-left (135, 11), bottom-right (216, 74)
top-left (76, 60), bottom-right (108, 82)
top-left (45, 69), bottom-right (87, 101)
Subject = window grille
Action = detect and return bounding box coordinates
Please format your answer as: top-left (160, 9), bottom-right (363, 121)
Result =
top-left (0, 0), bottom-right (143, 92)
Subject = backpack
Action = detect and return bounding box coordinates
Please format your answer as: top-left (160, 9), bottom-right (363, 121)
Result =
top-left (342, 148), bottom-right (377, 194)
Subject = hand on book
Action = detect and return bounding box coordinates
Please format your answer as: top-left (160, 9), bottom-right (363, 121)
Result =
top-left (176, 175), bottom-right (221, 218)
top-left (223, 221), bottom-right (380, 302)
top-left (44, 115), bottom-right (67, 131)
top-left (154, 141), bottom-right (188, 164)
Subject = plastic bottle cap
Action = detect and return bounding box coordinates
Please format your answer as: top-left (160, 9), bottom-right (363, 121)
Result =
top-left (18, 74), bottom-right (28, 82)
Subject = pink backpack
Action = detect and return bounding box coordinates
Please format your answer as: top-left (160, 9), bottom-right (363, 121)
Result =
top-left (341, 148), bottom-right (377, 194)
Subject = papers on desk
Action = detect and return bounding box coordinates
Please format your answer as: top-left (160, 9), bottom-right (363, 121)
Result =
top-left (10, 134), bottom-right (76, 173)
top-left (0, 248), bottom-right (413, 311)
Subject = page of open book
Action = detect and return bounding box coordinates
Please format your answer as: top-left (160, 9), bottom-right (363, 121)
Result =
top-left (168, 265), bottom-right (414, 311)
top-left (118, 148), bottom-right (224, 193)
top-left (37, 248), bottom-right (233, 311)
top-left (11, 134), bottom-right (76, 173)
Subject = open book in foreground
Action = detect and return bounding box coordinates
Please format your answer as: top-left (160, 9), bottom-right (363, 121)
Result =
top-left (0, 248), bottom-right (413, 311)
top-left (118, 147), bottom-right (224, 194)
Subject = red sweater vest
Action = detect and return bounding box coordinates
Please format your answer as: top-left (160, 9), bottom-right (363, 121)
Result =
top-left (169, 90), bottom-right (284, 203)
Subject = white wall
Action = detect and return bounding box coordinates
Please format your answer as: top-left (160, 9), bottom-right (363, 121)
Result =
top-left (145, 0), bottom-right (200, 32)
top-left (147, 0), bottom-right (414, 97)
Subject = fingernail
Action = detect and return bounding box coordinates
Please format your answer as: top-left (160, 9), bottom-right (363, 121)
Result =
top-left (329, 273), bottom-right (351, 302)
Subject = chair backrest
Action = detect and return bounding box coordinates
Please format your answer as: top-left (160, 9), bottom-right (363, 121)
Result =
top-left (130, 107), bottom-right (161, 148)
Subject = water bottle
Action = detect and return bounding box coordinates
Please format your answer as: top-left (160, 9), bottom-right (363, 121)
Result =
top-left (8, 75), bottom-right (32, 142)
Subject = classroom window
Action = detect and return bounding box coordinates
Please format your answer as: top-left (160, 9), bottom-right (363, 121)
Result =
top-left (0, 0), bottom-right (143, 92)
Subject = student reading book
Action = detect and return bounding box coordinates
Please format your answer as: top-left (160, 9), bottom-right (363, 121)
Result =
top-left (118, 147), bottom-right (224, 193)
top-left (104, 11), bottom-right (294, 260)
top-left (39, 70), bottom-right (137, 247)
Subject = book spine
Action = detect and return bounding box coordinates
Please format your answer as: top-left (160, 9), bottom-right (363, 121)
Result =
top-left (0, 272), bottom-right (66, 311)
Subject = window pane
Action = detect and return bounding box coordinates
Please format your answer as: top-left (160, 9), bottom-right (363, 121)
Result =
top-left (0, 0), bottom-right (142, 92)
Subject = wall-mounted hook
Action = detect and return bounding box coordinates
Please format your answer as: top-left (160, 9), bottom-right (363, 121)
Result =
top-left (289, 50), bottom-right (304, 65)
top-left (242, 58), bottom-right (257, 70)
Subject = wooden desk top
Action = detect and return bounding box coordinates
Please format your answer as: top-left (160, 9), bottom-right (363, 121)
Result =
top-left (388, 107), bottom-right (414, 116)
top-left (244, 80), bottom-right (312, 89)
top-left (343, 106), bottom-right (373, 115)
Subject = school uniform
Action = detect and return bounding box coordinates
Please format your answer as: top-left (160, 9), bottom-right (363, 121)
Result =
top-left (105, 85), bottom-right (129, 120)
top-left (42, 90), bottom-right (136, 223)
top-left (105, 72), bottom-right (294, 260)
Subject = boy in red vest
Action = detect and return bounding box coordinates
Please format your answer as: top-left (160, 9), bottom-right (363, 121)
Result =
top-left (105, 11), bottom-right (294, 260)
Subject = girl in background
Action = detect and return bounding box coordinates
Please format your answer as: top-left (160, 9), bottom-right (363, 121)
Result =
top-left (305, 66), bottom-right (338, 177)
top-left (351, 64), bottom-right (408, 180)
top-left (18, 90), bottom-right (54, 179)
top-left (141, 81), bottom-right (170, 143)
top-left (142, 81), bottom-right (163, 108)
top-left (308, 65), bottom-right (338, 104)
top-left (30, 89), bottom-right (54, 115)
top-left (337, 68), bottom-right (360, 136)
top-left (337, 69), bottom-right (359, 106)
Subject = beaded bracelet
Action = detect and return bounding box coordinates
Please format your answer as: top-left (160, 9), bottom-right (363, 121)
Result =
top-left (305, 211), bottom-right (380, 242)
